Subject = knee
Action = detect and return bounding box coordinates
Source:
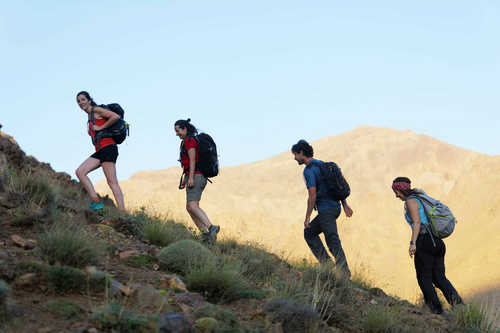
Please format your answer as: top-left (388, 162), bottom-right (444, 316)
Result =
top-left (75, 168), bottom-right (84, 180)
top-left (186, 202), bottom-right (195, 213)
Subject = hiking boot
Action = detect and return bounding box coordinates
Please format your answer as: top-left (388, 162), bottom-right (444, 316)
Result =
top-left (208, 225), bottom-right (220, 243)
top-left (200, 232), bottom-right (210, 243)
top-left (89, 200), bottom-right (103, 211)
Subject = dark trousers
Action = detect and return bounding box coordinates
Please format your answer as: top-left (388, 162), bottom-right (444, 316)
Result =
top-left (414, 233), bottom-right (463, 313)
top-left (304, 205), bottom-right (350, 276)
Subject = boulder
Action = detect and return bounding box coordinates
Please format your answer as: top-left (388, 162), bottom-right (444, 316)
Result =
top-left (158, 313), bottom-right (193, 333)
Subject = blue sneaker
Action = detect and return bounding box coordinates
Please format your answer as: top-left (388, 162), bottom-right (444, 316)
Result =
top-left (89, 200), bottom-right (103, 211)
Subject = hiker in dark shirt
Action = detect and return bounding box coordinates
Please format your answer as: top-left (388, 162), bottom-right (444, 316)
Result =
top-left (175, 119), bottom-right (220, 243)
top-left (75, 91), bottom-right (125, 212)
top-left (292, 140), bottom-right (353, 277)
top-left (392, 177), bottom-right (463, 314)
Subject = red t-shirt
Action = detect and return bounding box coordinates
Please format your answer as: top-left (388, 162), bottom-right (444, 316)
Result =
top-left (181, 136), bottom-right (201, 174)
top-left (89, 118), bottom-right (115, 151)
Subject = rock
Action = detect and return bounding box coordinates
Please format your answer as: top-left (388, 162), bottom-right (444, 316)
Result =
top-left (11, 235), bottom-right (36, 249)
top-left (194, 317), bottom-right (218, 332)
top-left (158, 313), bottom-right (193, 333)
top-left (15, 273), bottom-right (37, 287)
top-left (119, 250), bottom-right (140, 260)
top-left (159, 275), bottom-right (187, 292)
top-left (87, 328), bottom-right (98, 333)
top-left (173, 292), bottom-right (205, 308)
top-left (369, 287), bottom-right (388, 298)
top-left (370, 299), bottom-right (378, 305)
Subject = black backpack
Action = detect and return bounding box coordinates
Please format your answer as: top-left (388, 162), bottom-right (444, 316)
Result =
top-left (318, 161), bottom-right (350, 201)
top-left (181, 133), bottom-right (219, 178)
top-left (91, 103), bottom-right (129, 149)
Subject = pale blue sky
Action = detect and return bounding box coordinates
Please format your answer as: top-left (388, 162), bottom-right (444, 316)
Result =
top-left (1, 1), bottom-right (499, 182)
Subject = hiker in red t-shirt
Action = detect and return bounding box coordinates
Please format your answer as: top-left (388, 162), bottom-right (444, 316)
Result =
top-left (75, 91), bottom-right (125, 211)
top-left (174, 118), bottom-right (220, 242)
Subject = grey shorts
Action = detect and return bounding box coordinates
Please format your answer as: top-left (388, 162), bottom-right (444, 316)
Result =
top-left (186, 173), bottom-right (207, 202)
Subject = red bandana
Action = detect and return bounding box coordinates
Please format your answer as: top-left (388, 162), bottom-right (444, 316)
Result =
top-left (392, 181), bottom-right (411, 192)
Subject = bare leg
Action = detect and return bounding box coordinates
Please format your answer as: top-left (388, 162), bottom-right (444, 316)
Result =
top-left (186, 201), bottom-right (211, 232)
top-left (102, 162), bottom-right (125, 211)
top-left (75, 157), bottom-right (101, 199)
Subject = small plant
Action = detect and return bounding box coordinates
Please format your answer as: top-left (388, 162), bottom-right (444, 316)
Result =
top-left (37, 221), bottom-right (104, 268)
top-left (7, 169), bottom-right (55, 208)
top-left (185, 260), bottom-right (263, 303)
top-left (46, 299), bottom-right (82, 319)
top-left (16, 261), bottom-right (108, 294)
top-left (362, 306), bottom-right (396, 333)
top-left (454, 303), bottom-right (499, 333)
top-left (193, 304), bottom-right (240, 331)
top-left (90, 303), bottom-right (156, 333)
top-left (214, 239), bottom-right (283, 282)
top-left (142, 218), bottom-right (192, 247)
top-left (263, 298), bottom-right (321, 333)
top-left (157, 240), bottom-right (214, 274)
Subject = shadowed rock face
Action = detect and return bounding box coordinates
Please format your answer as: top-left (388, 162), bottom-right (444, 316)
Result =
top-left (96, 126), bottom-right (500, 302)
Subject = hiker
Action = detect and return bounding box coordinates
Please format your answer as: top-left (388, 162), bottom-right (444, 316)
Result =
top-left (175, 119), bottom-right (220, 242)
top-left (75, 91), bottom-right (125, 211)
top-left (392, 177), bottom-right (463, 314)
top-left (291, 139), bottom-right (353, 276)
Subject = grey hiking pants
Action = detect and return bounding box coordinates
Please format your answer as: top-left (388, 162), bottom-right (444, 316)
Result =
top-left (304, 205), bottom-right (351, 276)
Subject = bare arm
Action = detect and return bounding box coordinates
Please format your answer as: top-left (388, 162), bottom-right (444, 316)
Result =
top-left (341, 199), bottom-right (353, 217)
top-left (304, 187), bottom-right (316, 228)
top-left (407, 198), bottom-right (421, 257)
top-left (187, 148), bottom-right (196, 188)
top-left (92, 106), bottom-right (120, 130)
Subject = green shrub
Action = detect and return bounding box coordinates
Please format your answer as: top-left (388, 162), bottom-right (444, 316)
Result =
top-left (37, 221), bottom-right (104, 268)
top-left (46, 299), bottom-right (82, 319)
top-left (157, 240), bottom-right (214, 275)
top-left (215, 239), bottom-right (283, 282)
top-left (454, 303), bottom-right (498, 333)
top-left (7, 169), bottom-right (55, 208)
top-left (186, 261), bottom-right (264, 303)
top-left (362, 306), bottom-right (396, 333)
top-left (263, 298), bottom-right (321, 333)
top-left (16, 261), bottom-right (108, 294)
top-left (90, 303), bottom-right (156, 333)
top-left (193, 304), bottom-right (240, 330)
top-left (142, 218), bottom-right (192, 247)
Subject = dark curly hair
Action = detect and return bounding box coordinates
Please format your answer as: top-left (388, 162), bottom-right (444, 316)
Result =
top-left (291, 139), bottom-right (314, 158)
top-left (174, 118), bottom-right (198, 135)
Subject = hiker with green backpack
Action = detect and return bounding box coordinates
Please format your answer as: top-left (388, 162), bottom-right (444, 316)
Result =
top-left (175, 119), bottom-right (220, 243)
top-left (75, 91), bottom-right (127, 212)
top-left (291, 140), bottom-right (353, 277)
top-left (392, 177), bottom-right (463, 314)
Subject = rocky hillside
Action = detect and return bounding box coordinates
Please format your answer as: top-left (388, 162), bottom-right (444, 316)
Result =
top-left (96, 126), bottom-right (500, 305)
top-left (1, 129), bottom-right (497, 332)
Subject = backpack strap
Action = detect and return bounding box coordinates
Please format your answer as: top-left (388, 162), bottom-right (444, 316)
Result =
top-left (179, 135), bottom-right (200, 172)
top-left (406, 194), bottom-right (436, 247)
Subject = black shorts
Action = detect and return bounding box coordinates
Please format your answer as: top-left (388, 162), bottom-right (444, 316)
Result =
top-left (90, 145), bottom-right (118, 163)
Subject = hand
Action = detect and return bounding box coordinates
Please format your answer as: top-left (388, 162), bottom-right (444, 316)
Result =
top-left (187, 175), bottom-right (195, 188)
top-left (343, 203), bottom-right (353, 217)
top-left (92, 124), bottom-right (102, 131)
top-left (409, 244), bottom-right (417, 258)
top-left (179, 180), bottom-right (186, 190)
top-left (304, 217), bottom-right (310, 229)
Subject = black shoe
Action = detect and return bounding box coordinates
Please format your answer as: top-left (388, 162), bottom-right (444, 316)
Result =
top-left (200, 232), bottom-right (210, 242)
top-left (208, 225), bottom-right (220, 243)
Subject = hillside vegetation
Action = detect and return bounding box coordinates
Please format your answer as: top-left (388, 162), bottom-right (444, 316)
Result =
top-left (0, 129), bottom-right (498, 332)
top-left (97, 126), bottom-right (500, 305)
